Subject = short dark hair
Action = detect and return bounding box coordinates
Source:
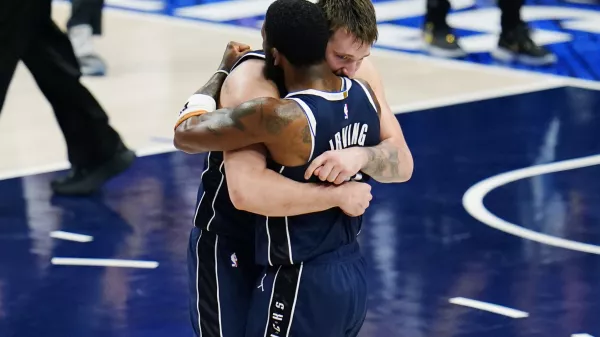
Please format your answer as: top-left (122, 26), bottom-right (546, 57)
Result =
top-left (317, 0), bottom-right (378, 45)
top-left (264, 0), bottom-right (330, 67)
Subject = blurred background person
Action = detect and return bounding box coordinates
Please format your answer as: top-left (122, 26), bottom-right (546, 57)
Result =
top-left (67, 0), bottom-right (107, 76)
top-left (0, 0), bottom-right (135, 195)
top-left (422, 0), bottom-right (557, 65)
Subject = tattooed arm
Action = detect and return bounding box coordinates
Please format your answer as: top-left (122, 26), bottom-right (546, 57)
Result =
top-left (175, 96), bottom-right (280, 153)
top-left (174, 92), bottom-right (313, 167)
top-left (354, 77), bottom-right (412, 183)
top-left (356, 58), bottom-right (413, 183)
top-left (304, 75), bottom-right (413, 184)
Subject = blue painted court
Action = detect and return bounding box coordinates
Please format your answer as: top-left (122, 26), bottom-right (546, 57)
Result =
top-left (1, 83), bottom-right (599, 336)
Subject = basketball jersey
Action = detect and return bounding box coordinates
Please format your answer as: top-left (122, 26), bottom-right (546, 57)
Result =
top-left (193, 50), bottom-right (279, 244)
top-left (255, 77), bottom-right (381, 266)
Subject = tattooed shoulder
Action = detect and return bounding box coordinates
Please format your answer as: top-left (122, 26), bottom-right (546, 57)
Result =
top-left (264, 100), bottom-right (306, 136)
top-left (301, 124), bottom-right (311, 144)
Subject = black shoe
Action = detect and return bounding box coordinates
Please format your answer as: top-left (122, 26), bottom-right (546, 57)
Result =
top-left (51, 148), bottom-right (136, 196)
top-left (491, 23), bottom-right (557, 66)
top-left (422, 21), bottom-right (467, 58)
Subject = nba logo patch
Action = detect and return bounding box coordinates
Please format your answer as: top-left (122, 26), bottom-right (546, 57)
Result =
top-left (343, 103), bottom-right (348, 119)
top-left (230, 253), bottom-right (238, 267)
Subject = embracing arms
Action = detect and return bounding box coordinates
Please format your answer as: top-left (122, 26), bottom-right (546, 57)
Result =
top-left (173, 43), bottom-right (371, 217)
top-left (305, 57), bottom-right (414, 184)
top-left (218, 60), bottom-right (371, 217)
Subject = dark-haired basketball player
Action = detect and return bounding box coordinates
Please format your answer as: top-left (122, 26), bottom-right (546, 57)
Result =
top-left (175, 1), bottom-right (396, 335)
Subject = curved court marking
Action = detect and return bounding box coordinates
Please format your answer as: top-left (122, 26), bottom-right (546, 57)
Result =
top-left (51, 258), bottom-right (159, 269)
top-left (449, 297), bottom-right (529, 318)
top-left (463, 154), bottom-right (600, 255)
top-left (50, 231), bottom-right (93, 243)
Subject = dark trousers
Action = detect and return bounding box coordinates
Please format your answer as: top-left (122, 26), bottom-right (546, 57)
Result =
top-left (67, 0), bottom-right (105, 35)
top-left (426, 0), bottom-right (525, 32)
top-left (0, 0), bottom-right (123, 168)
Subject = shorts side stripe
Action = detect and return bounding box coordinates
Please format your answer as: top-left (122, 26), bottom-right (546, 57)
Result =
top-left (264, 265), bottom-right (303, 337)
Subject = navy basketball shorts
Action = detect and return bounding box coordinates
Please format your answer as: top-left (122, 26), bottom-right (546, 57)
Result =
top-left (245, 241), bottom-right (368, 337)
top-left (188, 227), bottom-right (262, 337)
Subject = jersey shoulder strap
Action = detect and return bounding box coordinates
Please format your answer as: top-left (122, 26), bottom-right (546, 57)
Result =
top-left (230, 50), bottom-right (265, 72)
top-left (350, 79), bottom-right (378, 114)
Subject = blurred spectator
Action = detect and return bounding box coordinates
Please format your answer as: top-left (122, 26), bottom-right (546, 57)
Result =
top-left (0, 0), bottom-right (135, 195)
top-left (67, 0), bottom-right (107, 76)
top-left (422, 0), bottom-right (557, 65)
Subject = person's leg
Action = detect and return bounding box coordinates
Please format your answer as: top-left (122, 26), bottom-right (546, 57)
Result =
top-left (492, 0), bottom-right (557, 65)
top-left (424, 0), bottom-right (451, 27)
top-left (67, 0), bottom-right (104, 34)
top-left (0, 0), bottom-right (42, 112)
top-left (246, 244), bottom-right (367, 337)
top-left (189, 228), bottom-right (260, 337)
top-left (67, 0), bottom-right (106, 76)
top-left (422, 0), bottom-right (466, 58)
top-left (21, 19), bottom-right (134, 195)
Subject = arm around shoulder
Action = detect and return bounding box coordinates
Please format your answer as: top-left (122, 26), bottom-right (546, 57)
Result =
top-left (174, 59), bottom-right (282, 154)
top-left (173, 96), bottom-right (282, 153)
top-left (354, 58), bottom-right (414, 183)
top-left (224, 145), bottom-right (346, 216)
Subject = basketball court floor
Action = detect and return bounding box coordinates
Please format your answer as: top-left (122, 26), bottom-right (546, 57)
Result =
top-left (1, 1), bottom-right (599, 336)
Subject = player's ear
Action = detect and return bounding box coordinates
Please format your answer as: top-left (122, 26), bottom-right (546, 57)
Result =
top-left (271, 48), bottom-right (281, 66)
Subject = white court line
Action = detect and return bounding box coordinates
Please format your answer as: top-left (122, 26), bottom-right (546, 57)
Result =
top-left (50, 231), bottom-right (93, 242)
top-left (572, 334), bottom-right (594, 337)
top-left (104, 0), bottom-right (164, 11)
top-left (463, 154), bottom-right (600, 255)
top-left (0, 143), bottom-right (175, 181)
top-left (449, 297), bottom-right (529, 318)
top-left (51, 257), bottom-right (159, 268)
top-left (370, 48), bottom-right (600, 92)
top-left (0, 161), bottom-right (71, 182)
top-left (391, 78), bottom-right (565, 114)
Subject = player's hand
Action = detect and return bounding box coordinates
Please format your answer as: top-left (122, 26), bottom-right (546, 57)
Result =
top-left (304, 148), bottom-right (367, 185)
top-left (334, 182), bottom-right (372, 217)
top-left (218, 41), bottom-right (252, 73)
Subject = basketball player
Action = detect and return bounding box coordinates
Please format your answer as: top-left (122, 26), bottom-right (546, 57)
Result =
top-left (178, 44), bottom-right (374, 337)
top-left (176, 0), bottom-right (413, 336)
top-left (175, 1), bottom-right (381, 335)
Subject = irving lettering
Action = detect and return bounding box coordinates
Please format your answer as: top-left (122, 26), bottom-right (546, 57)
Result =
top-left (328, 123), bottom-right (369, 150)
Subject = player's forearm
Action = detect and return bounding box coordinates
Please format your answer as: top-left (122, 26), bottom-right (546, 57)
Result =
top-left (174, 109), bottom-right (255, 154)
top-left (230, 170), bottom-right (340, 216)
top-left (195, 70), bottom-right (228, 99)
top-left (174, 71), bottom-right (229, 153)
top-left (359, 138), bottom-right (413, 183)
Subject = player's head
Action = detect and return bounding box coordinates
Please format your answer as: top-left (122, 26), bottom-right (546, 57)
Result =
top-left (317, 0), bottom-right (378, 77)
top-left (261, 0), bottom-right (330, 80)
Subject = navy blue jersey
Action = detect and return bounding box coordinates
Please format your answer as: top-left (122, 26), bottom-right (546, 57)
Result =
top-left (255, 77), bottom-right (381, 266)
top-left (193, 50), bottom-right (279, 244)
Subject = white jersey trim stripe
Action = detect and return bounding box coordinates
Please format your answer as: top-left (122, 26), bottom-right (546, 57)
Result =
top-left (285, 78), bottom-right (352, 101)
top-left (230, 52), bottom-right (265, 72)
top-left (285, 97), bottom-right (316, 162)
top-left (353, 79), bottom-right (378, 113)
top-left (279, 166), bottom-right (294, 265)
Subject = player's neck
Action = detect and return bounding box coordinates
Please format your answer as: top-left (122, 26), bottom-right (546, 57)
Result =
top-left (284, 63), bottom-right (341, 93)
